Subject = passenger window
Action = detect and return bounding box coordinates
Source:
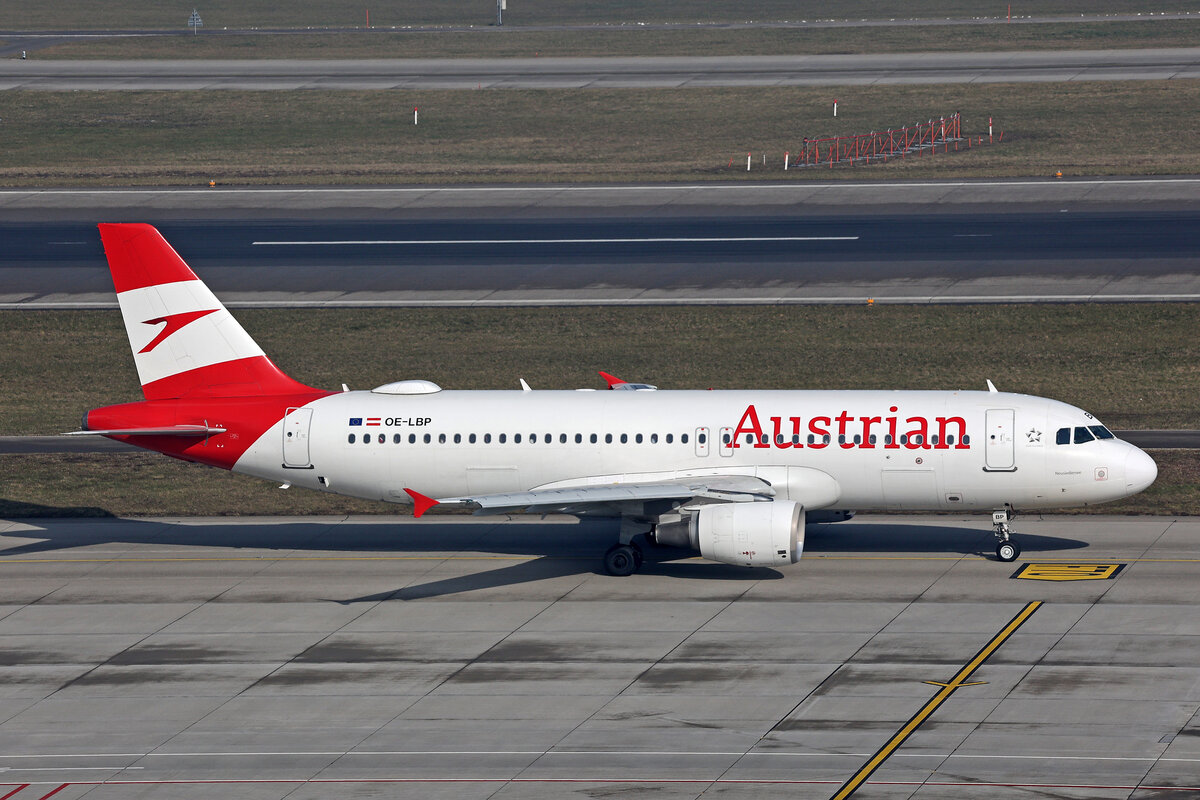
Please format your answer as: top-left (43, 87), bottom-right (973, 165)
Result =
top-left (745, 434), bottom-right (754, 445)
top-left (363, 436), bottom-right (370, 445)
top-left (605, 433), bottom-right (613, 443)
top-left (931, 434), bottom-right (939, 446)
top-left (620, 434), bottom-right (628, 444)
top-left (438, 433), bottom-right (446, 444)
top-left (453, 433), bottom-right (461, 444)
top-left (681, 433), bottom-right (688, 444)
top-left (868, 434), bottom-right (876, 445)
top-left (469, 433), bottom-right (477, 443)
top-left (546, 433), bottom-right (553, 443)
top-left (793, 434), bottom-right (801, 445)
top-left (484, 433), bottom-right (491, 443)
top-left (515, 434), bottom-right (522, 443)
top-left (776, 434), bottom-right (786, 444)
top-left (409, 433), bottom-right (416, 444)
top-left (899, 435), bottom-right (907, 445)
top-left (1074, 426), bottom-right (1095, 444)
top-left (499, 433), bottom-right (507, 443)
top-left (807, 434), bottom-right (815, 445)
top-left (1056, 428), bottom-right (1071, 445)
top-left (423, 434), bottom-right (431, 444)
top-left (574, 434), bottom-right (582, 443)
top-left (723, 433), bottom-right (731, 445)
top-left (393, 433), bottom-right (401, 444)
top-left (348, 433), bottom-right (356, 444)
top-left (884, 434), bottom-right (893, 445)
top-left (378, 434), bottom-right (385, 444)
top-left (1089, 425), bottom-right (1115, 440)
top-left (760, 434), bottom-right (769, 445)
top-left (590, 434), bottom-right (597, 443)
top-left (651, 433), bottom-right (659, 444)
top-left (696, 433), bottom-right (704, 444)
top-left (945, 435), bottom-right (954, 445)
top-left (636, 434), bottom-right (643, 444)
top-left (666, 433), bottom-right (673, 444)
top-left (823, 434), bottom-right (830, 445)
top-left (838, 435), bottom-right (846, 445)
top-left (962, 434), bottom-right (971, 445)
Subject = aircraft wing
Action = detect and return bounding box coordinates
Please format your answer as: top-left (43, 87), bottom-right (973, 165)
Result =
top-left (409, 475), bottom-right (775, 517)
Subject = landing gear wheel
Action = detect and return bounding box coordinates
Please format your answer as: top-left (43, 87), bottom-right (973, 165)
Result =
top-left (604, 544), bottom-right (641, 576)
top-left (995, 540), bottom-right (1021, 563)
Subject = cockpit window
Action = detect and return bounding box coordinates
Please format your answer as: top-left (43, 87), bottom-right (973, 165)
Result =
top-left (1073, 426), bottom-right (1095, 444)
top-left (1056, 428), bottom-right (1070, 445)
top-left (1089, 425), bottom-right (1115, 440)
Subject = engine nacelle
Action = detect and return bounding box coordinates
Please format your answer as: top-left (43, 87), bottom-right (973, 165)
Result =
top-left (655, 501), bottom-right (805, 567)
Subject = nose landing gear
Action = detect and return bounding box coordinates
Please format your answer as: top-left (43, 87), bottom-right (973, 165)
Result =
top-left (992, 507), bottom-right (1021, 562)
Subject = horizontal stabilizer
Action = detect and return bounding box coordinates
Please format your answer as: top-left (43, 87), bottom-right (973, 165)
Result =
top-left (65, 425), bottom-right (227, 437)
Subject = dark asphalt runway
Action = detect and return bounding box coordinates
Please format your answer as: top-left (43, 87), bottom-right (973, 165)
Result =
top-left (2, 211), bottom-right (1199, 302)
top-left (3, 49), bottom-right (1200, 90)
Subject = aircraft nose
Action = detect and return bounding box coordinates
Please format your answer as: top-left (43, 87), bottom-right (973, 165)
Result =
top-left (1124, 446), bottom-right (1158, 494)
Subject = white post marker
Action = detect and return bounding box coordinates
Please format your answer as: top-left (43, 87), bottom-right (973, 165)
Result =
top-left (746, 152), bottom-right (751, 171)
top-left (414, 106), bottom-right (419, 125)
top-left (784, 151), bottom-right (789, 171)
top-left (833, 99), bottom-right (838, 117)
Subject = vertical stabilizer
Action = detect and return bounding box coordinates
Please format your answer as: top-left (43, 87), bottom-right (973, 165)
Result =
top-left (98, 223), bottom-right (315, 399)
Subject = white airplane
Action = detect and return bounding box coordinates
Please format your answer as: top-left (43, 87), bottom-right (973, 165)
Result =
top-left (70, 223), bottom-right (1157, 575)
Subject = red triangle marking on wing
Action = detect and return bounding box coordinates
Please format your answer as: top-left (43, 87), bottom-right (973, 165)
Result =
top-left (404, 488), bottom-right (440, 518)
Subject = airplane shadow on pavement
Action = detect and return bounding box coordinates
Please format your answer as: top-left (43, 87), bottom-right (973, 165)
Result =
top-left (0, 505), bottom-right (1088, 600)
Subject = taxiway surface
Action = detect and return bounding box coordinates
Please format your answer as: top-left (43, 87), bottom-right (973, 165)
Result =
top-left (3, 49), bottom-right (1200, 90)
top-left (0, 513), bottom-right (1197, 798)
top-left (3, 180), bottom-right (1200, 307)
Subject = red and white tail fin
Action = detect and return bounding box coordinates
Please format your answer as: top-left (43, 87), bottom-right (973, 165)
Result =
top-left (98, 223), bottom-right (314, 400)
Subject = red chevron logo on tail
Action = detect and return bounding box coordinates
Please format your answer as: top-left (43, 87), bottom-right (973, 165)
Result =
top-left (138, 309), bottom-right (218, 354)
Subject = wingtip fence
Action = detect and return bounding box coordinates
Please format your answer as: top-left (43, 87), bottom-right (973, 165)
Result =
top-left (734, 113), bottom-right (1005, 171)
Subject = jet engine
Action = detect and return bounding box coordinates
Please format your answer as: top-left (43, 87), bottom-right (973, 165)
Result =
top-left (654, 501), bottom-right (805, 567)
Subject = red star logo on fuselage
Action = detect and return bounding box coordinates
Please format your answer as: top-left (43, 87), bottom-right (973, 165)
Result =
top-left (138, 309), bottom-right (219, 354)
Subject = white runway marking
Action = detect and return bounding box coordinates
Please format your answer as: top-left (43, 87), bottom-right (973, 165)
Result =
top-left (251, 236), bottom-right (859, 246)
top-left (10, 293), bottom-right (1200, 310)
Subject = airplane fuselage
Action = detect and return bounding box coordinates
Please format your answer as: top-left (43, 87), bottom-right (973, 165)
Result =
top-left (222, 387), bottom-right (1155, 513)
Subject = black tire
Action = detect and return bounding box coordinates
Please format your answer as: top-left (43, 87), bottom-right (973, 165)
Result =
top-left (996, 540), bottom-right (1020, 563)
top-left (604, 544), bottom-right (639, 576)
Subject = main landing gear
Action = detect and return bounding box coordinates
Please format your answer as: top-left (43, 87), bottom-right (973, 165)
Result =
top-left (603, 543), bottom-right (643, 576)
top-left (992, 507), bottom-right (1021, 562)
top-left (603, 520), bottom-right (649, 576)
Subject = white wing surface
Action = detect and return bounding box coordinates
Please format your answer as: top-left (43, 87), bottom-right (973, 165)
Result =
top-left (428, 475), bottom-right (776, 516)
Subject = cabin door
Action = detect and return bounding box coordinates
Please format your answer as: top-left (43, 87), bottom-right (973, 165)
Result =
top-left (984, 408), bottom-right (1016, 471)
top-left (282, 407), bottom-right (313, 468)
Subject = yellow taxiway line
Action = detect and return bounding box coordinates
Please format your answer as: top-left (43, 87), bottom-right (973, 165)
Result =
top-left (829, 600), bottom-right (1043, 800)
